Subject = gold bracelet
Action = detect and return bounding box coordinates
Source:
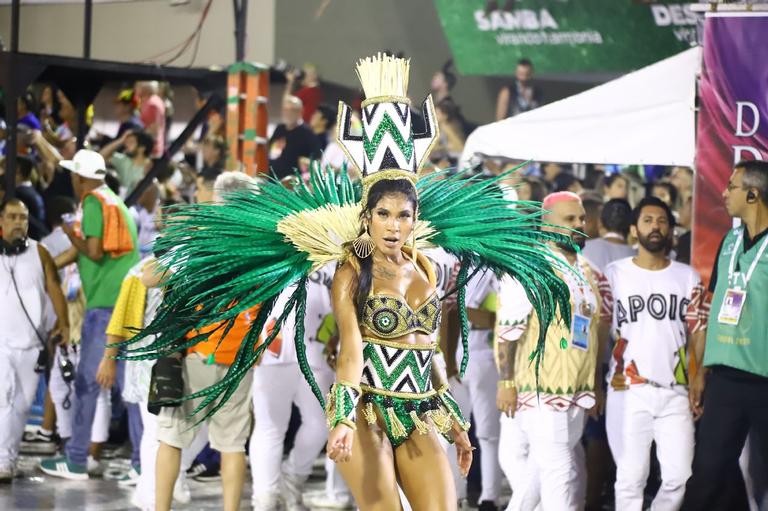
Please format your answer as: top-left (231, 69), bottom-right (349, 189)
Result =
top-left (498, 380), bottom-right (516, 389)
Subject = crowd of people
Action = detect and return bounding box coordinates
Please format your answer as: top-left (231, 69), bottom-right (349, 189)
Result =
top-left (0, 59), bottom-right (766, 511)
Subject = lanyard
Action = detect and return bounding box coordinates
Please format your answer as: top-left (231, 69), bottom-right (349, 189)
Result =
top-left (566, 255), bottom-right (595, 316)
top-left (728, 228), bottom-right (768, 289)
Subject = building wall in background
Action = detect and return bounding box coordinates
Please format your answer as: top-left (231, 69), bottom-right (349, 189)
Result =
top-left (0, 0), bottom-right (275, 67)
top-left (0, 0), bottom-right (602, 129)
top-left (273, 0), bottom-right (601, 126)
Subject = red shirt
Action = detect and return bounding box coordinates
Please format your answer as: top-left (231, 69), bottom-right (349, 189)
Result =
top-left (295, 86), bottom-right (322, 124)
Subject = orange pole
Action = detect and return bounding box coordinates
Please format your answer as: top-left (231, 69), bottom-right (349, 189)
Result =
top-left (226, 62), bottom-right (269, 176)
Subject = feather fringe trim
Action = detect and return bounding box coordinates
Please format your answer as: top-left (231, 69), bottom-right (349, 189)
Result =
top-left (386, 406), bottom-right (408, 439)
top-left (430, 407), bottom-right (453, 434)
top-left (410, 411), bottom-right (432, 435)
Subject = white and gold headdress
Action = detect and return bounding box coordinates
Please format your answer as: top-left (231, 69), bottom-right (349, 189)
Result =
top-left (336, 53), bottom-right (439, 204)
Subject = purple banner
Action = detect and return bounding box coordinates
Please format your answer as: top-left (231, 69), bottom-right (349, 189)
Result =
top-left (693, 13), bottom-right (768, 285)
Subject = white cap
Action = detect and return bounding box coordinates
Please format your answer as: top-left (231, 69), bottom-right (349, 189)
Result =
top-left (59, 150), bottom-right (107, 180)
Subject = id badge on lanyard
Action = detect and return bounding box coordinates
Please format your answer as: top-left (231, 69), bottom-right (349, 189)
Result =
top-left (717, 230), bottom-right (768, 326)
top-left (571, 313), bottom-right (591, 351)
top-left (717, 285), bottom-right (746, 326)
top-left (570, 259), bottom-right (594, 351)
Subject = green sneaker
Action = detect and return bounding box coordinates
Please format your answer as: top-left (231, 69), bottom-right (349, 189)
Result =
top-left (116, 466), bottom-right (141, 487)
top-left (39, 456), bottom-right (88, 481)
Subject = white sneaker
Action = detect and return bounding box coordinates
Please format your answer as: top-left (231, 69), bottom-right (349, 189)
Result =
top-left (20, 428), bottom-right (57, 455)
top-left (304, 492), bottom-right (354, 509)
top-left (87, 456), bottom-right (103, 477)
top-left (281, 472), bottom-right (307, 509)
top-left (173, 477), bottom-right (191, 504)
top-left (117, 467), bottom-right (141, 487)
top-left (251, 492), bottom-right (282, 511)
top-left (130, 491), bottom-right (153, 511)
top-left (0, 465), bottom-right (17, 483)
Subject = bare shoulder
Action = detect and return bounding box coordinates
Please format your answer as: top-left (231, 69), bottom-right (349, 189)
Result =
top-left (333, 261), bottom-right (359, 296)
top-left (413, 251), bottom-right (437, 290)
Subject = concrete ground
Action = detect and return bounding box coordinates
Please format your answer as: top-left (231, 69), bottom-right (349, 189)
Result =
top-left (0, 450), bottom-right (507, 510)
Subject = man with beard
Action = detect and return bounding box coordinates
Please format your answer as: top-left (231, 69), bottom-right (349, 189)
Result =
top-left (604, 197), bottom-right (707, 511)
top-left (100, 129), bottom-right (155, 197)
top-left (684, 161), bottom-right (768, 510)
top-left (495, 192), bottom-right (611, 511)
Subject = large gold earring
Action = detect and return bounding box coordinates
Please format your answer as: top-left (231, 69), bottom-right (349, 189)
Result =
top-left (353, 226), bottom-right (375, 259)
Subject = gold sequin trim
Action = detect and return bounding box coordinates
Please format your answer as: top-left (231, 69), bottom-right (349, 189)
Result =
top-left (362, 337), bottom-right (436, 351)
top-left (360, 384), bottom-right (437, 400)
top-left (361, 95), bottom-right (411, 108)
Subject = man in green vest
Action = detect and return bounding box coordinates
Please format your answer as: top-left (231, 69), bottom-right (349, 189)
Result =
top-left (685, 160), bottom-right (768, 510)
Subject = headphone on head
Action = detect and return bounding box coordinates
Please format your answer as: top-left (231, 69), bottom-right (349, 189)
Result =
top-left (0, 237), bottom-right (29, 256)
top-left (747, 190), bottom-right (758, 203)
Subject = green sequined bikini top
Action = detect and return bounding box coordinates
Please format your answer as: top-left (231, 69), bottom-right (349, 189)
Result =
top-left (362, 292), bottom-right (441, 339)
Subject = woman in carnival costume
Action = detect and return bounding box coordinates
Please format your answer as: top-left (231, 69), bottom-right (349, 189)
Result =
top-left (121, 54), bottom-right (572, 510)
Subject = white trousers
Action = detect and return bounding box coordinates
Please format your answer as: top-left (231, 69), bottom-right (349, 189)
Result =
top-left (49, 345), bottom-right (110, 442)
top-left (500, 406), bottom-right (586, 511)
top-left (132, 402), bottom-right (208, 509)
top-left (0, 346), bottom-right (40, 468)
top-left (249, 362), bottom-right (334, 500)
top-left (448, 353), bottom-right (502, 503)
top-left (606, 385), bottom-right (694, 511)
top-left (324, 457), bottom-right (352, 500)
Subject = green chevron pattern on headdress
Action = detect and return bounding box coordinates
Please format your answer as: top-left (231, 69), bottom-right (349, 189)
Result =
top-left (363, 112), bottom-right (414, 163)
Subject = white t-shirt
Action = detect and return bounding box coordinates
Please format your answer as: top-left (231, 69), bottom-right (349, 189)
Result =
top-left (41, 226), bottom-right (82, 302)
top-left (456, 269), bottom-right (499, 363)
top-left (130, 204), bottom-right (159, 258)
top-left (320, 141), bottom-right (348, 171)
top-left (122, 257), bottom-right (164, 404)
top-left (605, 257), bottom-right (707, 390)
top-left (41, 227), bottom-right (71, 282)
top-left (583, 237), bottom-right (636, 273)
top-left (260, 263), bottom-right (335, 369)
top-left (422, 247), bottom-right (459, 298)
top-left (1, 240), bottom-right (47, 349)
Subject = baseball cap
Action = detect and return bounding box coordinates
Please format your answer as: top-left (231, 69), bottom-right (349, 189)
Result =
top-left (59, 149), bottom-right (107, 180)
top-left (115, 89), bottom-right (139, 108)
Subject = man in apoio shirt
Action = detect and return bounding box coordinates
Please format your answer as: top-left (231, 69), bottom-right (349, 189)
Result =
top-left (684, 160), bottom-right (768, 511)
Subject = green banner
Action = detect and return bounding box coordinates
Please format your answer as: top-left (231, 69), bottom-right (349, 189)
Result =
top-left (434, 0), bottom-right (697, 75)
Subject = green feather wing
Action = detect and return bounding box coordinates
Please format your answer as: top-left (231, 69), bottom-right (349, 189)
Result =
top-left (119, 169), bottom-right (358, 420)
top-left (417, 169), bottom-right (574, 378)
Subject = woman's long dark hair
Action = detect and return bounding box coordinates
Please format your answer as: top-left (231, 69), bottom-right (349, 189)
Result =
top-left (353, 178), bottom-right (418, 320)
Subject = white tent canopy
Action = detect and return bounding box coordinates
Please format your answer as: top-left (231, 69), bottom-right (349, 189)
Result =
top-left (460, 47), bottom-right (701, 168)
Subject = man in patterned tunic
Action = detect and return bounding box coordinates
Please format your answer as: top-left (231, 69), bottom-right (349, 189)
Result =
top-left (494, 192), bottom-right (612, 511)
